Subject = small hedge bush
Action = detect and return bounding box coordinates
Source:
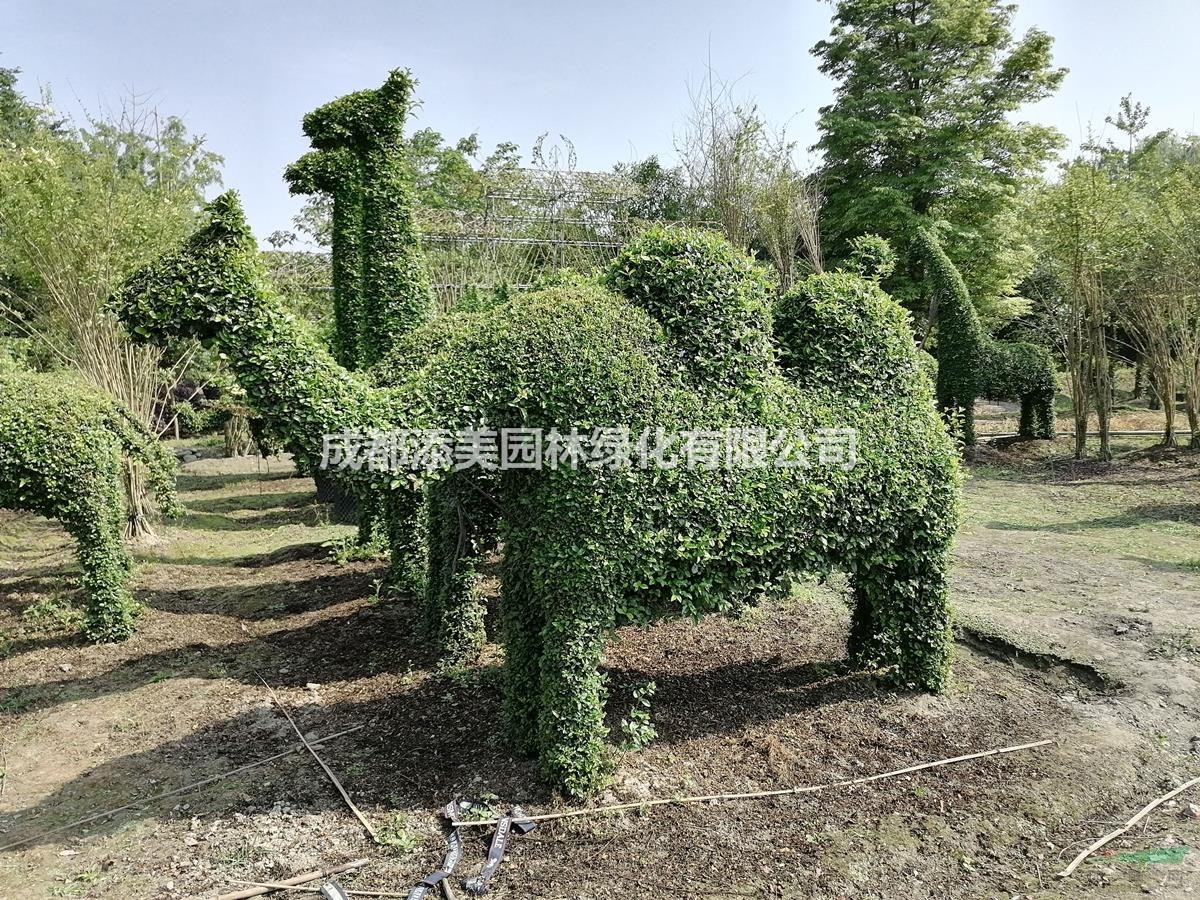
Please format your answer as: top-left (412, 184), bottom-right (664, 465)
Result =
top-left (0, 372), bottom-right (179, 640)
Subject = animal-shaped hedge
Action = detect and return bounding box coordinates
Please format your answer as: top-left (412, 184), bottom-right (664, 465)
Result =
top-left (916, 227), bottom-right (1056, 445)
top-left (0, 372), bottom-right (179, 640)
top-left (286, 68), bottom-right (434, 371)
top-left (283, 70), bottom-right (435, 547)
top-left (115, 193), bottom-right (961, 796)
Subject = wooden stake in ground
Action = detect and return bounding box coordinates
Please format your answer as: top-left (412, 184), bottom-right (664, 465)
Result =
top-left (1057, 774), bottom-right (1200, 878)
top-left (215, 858), bottom-right (368, 900)
top-left (453, 739), bottom-right (1055, 827)
top-left (229, 880), bottom-right (410, 897)
top-left (257, 675), bottom-right (378, 841)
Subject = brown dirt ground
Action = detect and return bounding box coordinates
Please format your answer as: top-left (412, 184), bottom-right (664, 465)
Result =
top-left (2, 437), bottom-right (1200, 900)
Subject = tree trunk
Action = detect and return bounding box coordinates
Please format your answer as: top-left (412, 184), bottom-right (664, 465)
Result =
top-left (123, 458), bottom-right (160, 543)
top-left (1070, 362), bottom-right (1090, 460)
top-left (1159, 367), bottom-right (1178, 448)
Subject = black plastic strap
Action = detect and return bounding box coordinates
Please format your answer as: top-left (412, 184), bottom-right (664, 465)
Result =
top-left (407, 800), bottom-right (475, 900)
top-left (461, 806), bottom-right (534, 896)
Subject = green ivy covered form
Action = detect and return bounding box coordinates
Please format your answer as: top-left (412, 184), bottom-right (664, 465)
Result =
top-left (111, 193), bottom-right (424, 588)
top-left (117, 198), bottom-right (960, 798)
top-left (0, 372), bottom-right (180, 641)
top-left (387, 228), bottom-right (960, 795)
top-left (916, 227), bottom-right (1055, 445)
top-left (284, 147), bottom-right (362, 369)
top-left (298, 69), bottom-right (435, 369)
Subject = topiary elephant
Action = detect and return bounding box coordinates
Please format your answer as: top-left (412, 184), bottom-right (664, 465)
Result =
top-left (0, 372), bottom-right (180, 641)
top-left (114, 194), bottom-right (960, 796)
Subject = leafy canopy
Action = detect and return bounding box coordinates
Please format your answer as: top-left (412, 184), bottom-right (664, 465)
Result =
top-left (813, 0), bottom-right (1066, 319)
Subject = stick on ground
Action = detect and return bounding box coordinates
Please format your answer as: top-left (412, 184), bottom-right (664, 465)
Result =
top-left (257, 675), bottom-right (378, 841)
top-left (215, 858), bottom-right (368, 900)
top-left (453, 739), bottom-right (1055, 827)
top-left (229, 879), bottom-right (410, 897)
top-left (1057, 774), bottom-right (1200, 878)
top-left (0, 725), bottom-right (363, 854)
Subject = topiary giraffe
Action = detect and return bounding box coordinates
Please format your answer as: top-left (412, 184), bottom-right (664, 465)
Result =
top-left (917, 227), bottom-right (1056, 445)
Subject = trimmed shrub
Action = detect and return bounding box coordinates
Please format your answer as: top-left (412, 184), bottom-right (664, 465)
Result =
top-left (916, 227), bottom-right (1055, 445)
top-left (0, 372), bottom-right (179, 640)
top-left (846, 233), bottom-right (897, 282)
top-left (117, 198), bottom-right (961, 799)
top-left (296, 69), bottom-right (435, 369)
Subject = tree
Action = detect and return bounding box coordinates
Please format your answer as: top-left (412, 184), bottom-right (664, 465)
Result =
top-left (1031, 154), bottom-right (1136, 459)
top-left (672, 67), bottom-right (823, 290)
top-left (0, 63), bottom-right (47, 146)
top-left (0, 102), bottom-right (222, 535)
top-left (813, 0), bottom-right (1066, 320)
top-left (613, 155), bottom-right (696, 223)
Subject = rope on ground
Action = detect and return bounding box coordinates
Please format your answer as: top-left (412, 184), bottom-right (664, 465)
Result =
top-left (1056, 774), bottom-right (1200, 878)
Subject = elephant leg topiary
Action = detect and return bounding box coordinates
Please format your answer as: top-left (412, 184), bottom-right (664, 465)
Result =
top-left (0, 373), bottom-right (179, 641)
top-left (498, 524), bottom-right (544, 756)
top-left (423, 476), bottom-right (496, 665)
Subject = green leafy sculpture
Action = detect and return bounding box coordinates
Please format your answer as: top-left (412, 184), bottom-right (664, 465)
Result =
top-left (286, 69), bottom-right (435, 371)
top-left (115, 194), bottom-right (961, 797)
top-left (916, 227), bottom-right (1056, 445)
top-left (0, 372), bottom-right (179, 641)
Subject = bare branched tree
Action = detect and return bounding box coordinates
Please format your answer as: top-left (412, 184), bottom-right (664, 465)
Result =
top-left (754, 135), bottom-right (824, 290)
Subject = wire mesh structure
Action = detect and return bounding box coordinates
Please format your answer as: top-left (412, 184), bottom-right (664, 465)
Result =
top-left (419, 164), bottom-right (642, 310)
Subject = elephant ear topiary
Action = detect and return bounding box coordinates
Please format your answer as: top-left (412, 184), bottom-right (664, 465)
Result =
top-left (774, 270), bottom-right (928, 400)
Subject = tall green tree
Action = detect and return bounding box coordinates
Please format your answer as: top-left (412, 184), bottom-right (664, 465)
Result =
top-left (0, 63), bottom-right (45, 145)
top-left (813, 0), bottom-right (1066, 321)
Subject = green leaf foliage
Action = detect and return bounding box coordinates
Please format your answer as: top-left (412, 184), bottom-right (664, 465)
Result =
top-left (813, 0), bottom-right (1066, 315)
top-left (0, 371), bottom-right (179, 640)
top-left (916, 227), bottom-right (1055, 444)
top-left (116, 195), bottom-right (961, 800)
top-left (287, 70), bottom-right (435, 370)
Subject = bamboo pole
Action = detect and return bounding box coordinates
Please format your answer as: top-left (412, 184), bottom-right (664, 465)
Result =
top-left (0, 726), bottom-right (363, 853)
top-left (453, 739), bottom-right (1055, 828)
top-left (258, 676), bottom-right (378, 841)
top-left (1057, 774), bottom-right (1200, 878)
top-left (215, 859), bottom-right (368, 900)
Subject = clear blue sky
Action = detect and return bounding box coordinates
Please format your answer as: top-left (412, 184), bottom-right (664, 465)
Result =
top-left (5, 0), bottom-right (1199, 240)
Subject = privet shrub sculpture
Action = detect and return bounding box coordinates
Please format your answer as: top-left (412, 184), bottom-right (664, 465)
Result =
top-left (286, 69), bottom-right (435, 371)
top-left (0, 372), bottom-right (179, 641)
top-left (116, 196), bottom-right (961, 796)
top-left (111, 193), bottom-right (426, 594)
top-left (916, 227), bottom-right (1056, 445)
top-left (284, 70), bottom-right (436, 546)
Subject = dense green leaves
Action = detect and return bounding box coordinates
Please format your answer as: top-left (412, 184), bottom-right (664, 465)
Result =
top-left (917, 227), bottom-right (1055, 444)
top-left (813, 0), bottom-right (1065, 317)
top-left (116, 198), bottom-right (960, 800)
top-left (287, 71), bottom-right (434, 371)
top-left (0, 371), bottom-right (179, 640)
